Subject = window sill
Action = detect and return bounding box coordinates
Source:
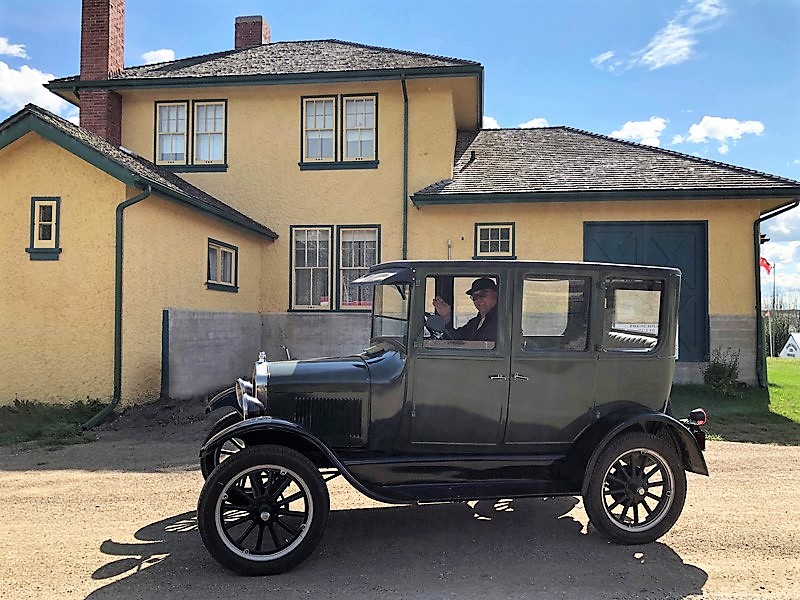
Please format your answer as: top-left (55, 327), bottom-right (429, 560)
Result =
top-left (162, 164), bottom-right (228, 173)
top-left (472, 255), bottom-right (517, 261)
top-left (206, 282), bottom-right (238, 293)
top-left (26, 248), bottom-right (61, 261)
top-left (299, 160), bottom-right (379, 171)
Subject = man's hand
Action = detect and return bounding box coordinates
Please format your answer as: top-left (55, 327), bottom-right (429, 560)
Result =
top-left (432, 296), bottom-right (452, 321)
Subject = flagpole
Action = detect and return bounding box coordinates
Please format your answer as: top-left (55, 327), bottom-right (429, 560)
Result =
top-left (771, 263), bottom-right (777, 357)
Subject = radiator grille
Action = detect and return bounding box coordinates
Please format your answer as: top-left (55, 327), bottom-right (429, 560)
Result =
top-left (274, 395), bottom-right (362, 441)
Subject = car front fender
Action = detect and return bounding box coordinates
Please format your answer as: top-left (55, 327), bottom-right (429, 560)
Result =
top-left (205, 386), bottom-right (239, 414)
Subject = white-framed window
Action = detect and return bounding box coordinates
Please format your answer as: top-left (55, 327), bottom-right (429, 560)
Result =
top-left (207, 239), bottom-right (238, 291)
top-left (26, 197), bottom-right (62, 261)
top-left (474, 222), bottom-right (515, 258)
top-left (338, 226), bottom-right (379, 309)
top-left (291, 227), bottom-right (332, 309)
top-left (33, 199), bottom-right (58, 249)
top-left (303, 98), bottom-right (335, 161)
top-left (156, 102), bottom-right (187, 164)
top-left (194, 101), bottom-right (226, 163)
top-left (343, 96), bottom-right (375, 160)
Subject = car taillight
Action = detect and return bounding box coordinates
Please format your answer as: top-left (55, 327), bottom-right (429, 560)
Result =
top-left (689, 408), bottom-right (707, 426)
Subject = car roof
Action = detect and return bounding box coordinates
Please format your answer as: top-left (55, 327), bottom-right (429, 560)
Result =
top-left (369, 259), bottom-right (681, 277)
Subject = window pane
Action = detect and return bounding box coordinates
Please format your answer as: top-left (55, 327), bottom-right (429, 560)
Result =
top-left (39, 204), bottom-right (53, 223)
top-left (221, 250), bottom-right (233, 284)
top-left (320, 131), bottom-right (334, 158)
top-left (295, 270), bottom-right (311, 305)
top-left (38, 223), bottom-right (52, 241)
top-left (522, 277), bottom-right (588, 352)
top-left (208, 246), bottom-right (218, 282)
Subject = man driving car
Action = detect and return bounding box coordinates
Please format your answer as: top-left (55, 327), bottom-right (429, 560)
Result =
top-left (431, 277), bottom-right (498, 342)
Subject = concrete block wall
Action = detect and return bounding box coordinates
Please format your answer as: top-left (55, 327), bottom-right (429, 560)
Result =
top-left (673, 315), bottom-right (758, 386)
top-left (162, 309), bottom-right (371, 400)
top-left (162, 309), bottom-right (263, 400)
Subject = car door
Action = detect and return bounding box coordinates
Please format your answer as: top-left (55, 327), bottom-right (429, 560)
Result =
top-left (406, 270), bottom-right (511, 448)
top-left (504, 268), bottom-right (598, 452)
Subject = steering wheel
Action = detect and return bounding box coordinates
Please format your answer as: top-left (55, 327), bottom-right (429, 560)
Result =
top-left (424, 311), bottom-right (452, 340)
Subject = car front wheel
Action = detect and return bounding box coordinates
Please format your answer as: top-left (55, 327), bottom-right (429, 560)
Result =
top-left (197, 445), bottom-right (329, 575)
top-left (583, 431), bottom-right (687, 544)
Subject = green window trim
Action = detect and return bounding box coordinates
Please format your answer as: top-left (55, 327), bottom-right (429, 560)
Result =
top-left (473, 222), bottom-right (516, 260)
top-left (26, 197), bottom-right (61, 261)
top-left (299, 93), bottom-right (379, 169)
top-left (154, 99), bottom-right (228, 168)
top-left (206, 237), bottom-right (239, 292)
top-left (336, 224), bottom-right (381, 311)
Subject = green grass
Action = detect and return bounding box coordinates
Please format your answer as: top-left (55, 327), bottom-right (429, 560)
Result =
top-left (671, 357), bottom-right (800, 445)
top-left (0, 399), bottom-right (106, 449)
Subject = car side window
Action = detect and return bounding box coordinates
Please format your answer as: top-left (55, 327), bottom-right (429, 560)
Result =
top-left (521, 276), bottom-right (589, 352)
top-left (603, 278), bottom-right (663, 352)
top-left (423, 274), bottom-right (498, 350)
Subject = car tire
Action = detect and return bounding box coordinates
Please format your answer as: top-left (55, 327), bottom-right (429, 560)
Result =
top-left (200, 411), bottom-right (244, 479)
top-left (583, 431), bottom-right (687, 544)
top-left (197, 445), bottom-right (330, 575)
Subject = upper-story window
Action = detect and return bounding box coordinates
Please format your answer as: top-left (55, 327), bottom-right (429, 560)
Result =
top-left (25, 197), bottom-right (62, 261)
top-left (194, 101), bottom-right (226, 164)
top-left (156, 102), bottom-right (187, 164)
top-left (155, 100), bottom-right (227, 170)
top-left (343, 96), bottom-right (375, 160)
top-left (300, 94), bottom-right (378, 170)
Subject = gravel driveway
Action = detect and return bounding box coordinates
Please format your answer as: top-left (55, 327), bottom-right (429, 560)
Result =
top-left (1, 404), bottom-right (798, 600)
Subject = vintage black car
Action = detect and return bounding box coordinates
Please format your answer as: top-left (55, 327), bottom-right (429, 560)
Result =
top-left (197, 260), bottom-right (707, 575)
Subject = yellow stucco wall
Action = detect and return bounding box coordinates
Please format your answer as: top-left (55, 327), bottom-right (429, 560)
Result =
top-left (119, 77), bottom-right (463, 312)
top-left (407, 198), bottom-right (766, 316)
top-left (0, 133), bottom-right (121, 404)
top-left (120, 193), bottom-right (269, 400)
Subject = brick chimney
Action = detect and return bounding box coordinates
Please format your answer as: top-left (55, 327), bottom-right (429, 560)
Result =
top-left (235, 16), bottom-right (270, 49)
top-left (79, 0), bottom-right (124, 146)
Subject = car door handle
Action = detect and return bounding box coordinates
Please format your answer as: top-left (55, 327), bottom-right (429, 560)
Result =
top-left (512, 373), bottom-right (529, 381)
top-left (489, 374), bottom-right (508, 381)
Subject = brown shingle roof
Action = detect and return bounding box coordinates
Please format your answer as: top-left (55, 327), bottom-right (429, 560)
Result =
top-left (49, 39), bottom-right (479, 85)
top-left (413, 128), bottom-right (800, 201)
top-left (1, 105), bottom-right (276, 238)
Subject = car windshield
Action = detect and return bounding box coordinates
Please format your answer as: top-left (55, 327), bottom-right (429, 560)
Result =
top-left (371, 283), bottom-right (410, 341)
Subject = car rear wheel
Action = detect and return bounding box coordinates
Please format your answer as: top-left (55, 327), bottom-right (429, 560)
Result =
top-left (197, 445), bottom-right (329, 575)
top-left (200, 411), bottom-right (244, 479)
top-left (584, 431), bottom-right (686, 544)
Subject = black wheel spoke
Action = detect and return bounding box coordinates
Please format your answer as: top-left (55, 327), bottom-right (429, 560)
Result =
top-left (222, 514), bottom-right (252, 528)
top-left (276, 509), bottom-right (307, 518)
top-left (255, 523), bottom-right (265, 552)
top-left (633, 503), bottom-right (640, 525)
top-left (268, 474), bottom-right (293, 501)
top-left (267, 522), bottom-right (282, 549)
top-left (645, 491), bottom-right (663, 502)
top-left (226, 485), bottom-right (253, 507)
top-left (277, 490), bottom-right (306, 506)
top-left (234, 520), bottom-right (257, 545)
top-left (249, 471), bottom-right (266, 497)
top-left (275, 517), bottom-right (301, 538)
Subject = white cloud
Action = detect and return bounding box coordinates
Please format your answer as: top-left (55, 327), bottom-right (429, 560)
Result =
top-left (594, 0), bottom-right (727, 71)
top-left (673, 115), bottom-right (764, 155)
top-left (141, 49), bottom-right (175, 64)
top-left (763, 207), bottom-right (800, 243)
top-left (483, 116), bottom-right (500, 129)
top-left (590, 51), bottom-right (615, 67)
top-left (0, 37), bottom-right (28, 59)
top-left (610, 117), bottom-right (668, 147)
top-left (0, 61), bottom-right (70, 114)
top-left (518, 117), bottom-right (549, 128)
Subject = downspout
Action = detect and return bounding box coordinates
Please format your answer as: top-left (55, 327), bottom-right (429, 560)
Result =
top-left (753, 199), bottom-right (798, 388)
top-left (83, 184), bottom-right (153, 428)
top-left (401, 75), bottom-right (409, 260)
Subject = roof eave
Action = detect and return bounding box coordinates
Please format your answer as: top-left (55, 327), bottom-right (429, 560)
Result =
top-left (411, 188), bottom-right (800, 206)
top-left (45, 64), bottom-right (484, 92)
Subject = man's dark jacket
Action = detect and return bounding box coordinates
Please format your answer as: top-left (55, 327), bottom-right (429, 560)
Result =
top-left (446, 306), bottom-right (498, 342)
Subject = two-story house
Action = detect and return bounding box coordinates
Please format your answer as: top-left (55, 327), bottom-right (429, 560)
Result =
top-left (1, 0), bottom-right (798, 407)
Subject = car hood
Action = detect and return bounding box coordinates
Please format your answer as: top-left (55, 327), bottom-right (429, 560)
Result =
top-left (266, 355), bottom-right (370, 393)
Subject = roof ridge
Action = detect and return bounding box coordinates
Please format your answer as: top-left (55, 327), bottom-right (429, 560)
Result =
top-left (322, 38), bottom-right (480, 66)
top-left (559, 125), bottom-right (800, 186)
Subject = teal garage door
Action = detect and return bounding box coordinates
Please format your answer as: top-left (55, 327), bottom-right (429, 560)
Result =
top-left (584, 222), bottom-right (708, 362)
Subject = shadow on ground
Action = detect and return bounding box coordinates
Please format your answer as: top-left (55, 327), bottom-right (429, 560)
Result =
top-left (87, 497), bottom-right (707, 600)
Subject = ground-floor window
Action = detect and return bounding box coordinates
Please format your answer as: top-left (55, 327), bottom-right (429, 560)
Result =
top-left (290, 225), bottom-right (380, 310)
top-left (207, 238), bottom-right (238, 292)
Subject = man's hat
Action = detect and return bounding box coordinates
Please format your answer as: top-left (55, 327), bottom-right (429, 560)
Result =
top-left (466, 277), bottom-right (497, 295)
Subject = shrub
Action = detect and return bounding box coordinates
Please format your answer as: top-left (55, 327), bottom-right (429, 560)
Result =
top-left (703, 347), bottom-right (741, 398)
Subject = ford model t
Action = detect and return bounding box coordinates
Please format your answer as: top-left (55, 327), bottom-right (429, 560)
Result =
top-left (197, 260), bottom-right (707, 575)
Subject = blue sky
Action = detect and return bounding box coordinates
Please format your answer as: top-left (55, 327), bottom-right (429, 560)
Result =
top-left (1, 0), bottom-right (799, 302)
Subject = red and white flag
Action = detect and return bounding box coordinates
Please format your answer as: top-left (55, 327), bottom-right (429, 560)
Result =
top-left (760, 257), bottom-right (772, 275)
